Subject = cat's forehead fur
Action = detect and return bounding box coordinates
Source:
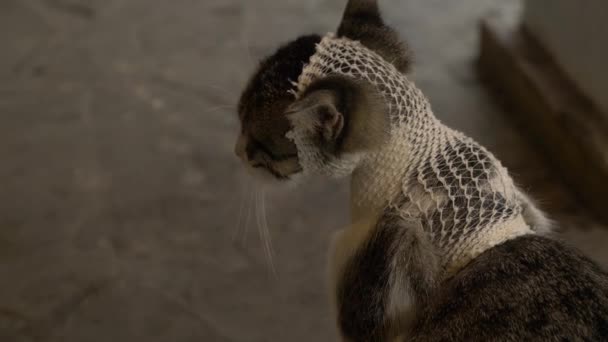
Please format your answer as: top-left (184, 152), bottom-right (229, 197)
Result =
top-left (238, 35), bottom-right (321, 124)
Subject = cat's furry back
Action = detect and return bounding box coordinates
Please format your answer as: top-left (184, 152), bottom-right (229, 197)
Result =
top-left (334, 216), bottom-right (608, 341)
top-left (412, 235), bottom-right (608, 341)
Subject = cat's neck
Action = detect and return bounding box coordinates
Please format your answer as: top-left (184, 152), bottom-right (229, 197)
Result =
top-left (350, 127), bottom-right (412, 221)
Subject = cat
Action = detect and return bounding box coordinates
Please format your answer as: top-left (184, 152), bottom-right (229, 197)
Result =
top-left (234, 0), bottom-right (608, 340)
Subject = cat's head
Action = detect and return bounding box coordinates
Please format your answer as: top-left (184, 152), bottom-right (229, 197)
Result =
top-left (235, 0), bottom-right (409, 184)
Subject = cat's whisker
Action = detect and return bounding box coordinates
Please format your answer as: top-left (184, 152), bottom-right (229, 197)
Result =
top-left (204, 104), bottom-right (236, 115)
top-left (151, 75), bottom-right (237, 105)
top-left (239, 7), bottom-right (257, 70)
top-left (241, 186), bottom-right (254, 244)
top-left (209, 103), bottom-right (235, 109)
top-left (254, 190), bottom-right (264, 260)
top-left (232, 182), bottom-right (249, 243)
top-left (200, 84), bottom-right (239, 100)
top-left (255, 187), bottom-right (276, 276)
top-left (242, 34), bottom-right (256, 69)
top-left (260, 190), bottom-right (276, 272)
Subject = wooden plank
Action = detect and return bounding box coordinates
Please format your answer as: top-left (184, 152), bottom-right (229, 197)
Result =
top-left (478, 14), bottom-right (608, 223)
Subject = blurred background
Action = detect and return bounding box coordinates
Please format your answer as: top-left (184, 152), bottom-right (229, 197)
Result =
top-left (1, 0), bottom-right (606, 341)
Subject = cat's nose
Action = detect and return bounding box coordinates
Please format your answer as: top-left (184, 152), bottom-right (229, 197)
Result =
top-left (234, 134), bottom-right (247, 161)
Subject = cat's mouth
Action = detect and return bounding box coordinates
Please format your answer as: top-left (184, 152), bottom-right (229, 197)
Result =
top-left (234, 133), bottom-right (302, 181)
top-left (250, 161), bottom-right (302, 181)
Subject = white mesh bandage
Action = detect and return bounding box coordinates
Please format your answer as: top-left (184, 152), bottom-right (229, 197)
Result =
top-left (290, 34), bottom-right (533, 271)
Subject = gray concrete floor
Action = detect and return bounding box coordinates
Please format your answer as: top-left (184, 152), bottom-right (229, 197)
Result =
top-left (1, 0), bottom-right (607, 341)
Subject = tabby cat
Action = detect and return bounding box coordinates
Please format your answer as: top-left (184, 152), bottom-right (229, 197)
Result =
top-left (234, 0), bottom-right (608, 340)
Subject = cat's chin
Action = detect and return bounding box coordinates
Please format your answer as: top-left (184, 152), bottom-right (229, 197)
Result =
top-left (246, 166), bottom-right (304, 189)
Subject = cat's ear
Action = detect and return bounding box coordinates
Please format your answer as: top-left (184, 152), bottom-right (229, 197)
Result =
top-left (340, 0), bottom-right (382, 25)
top-left (337, 0), bottom-right (411, 73)
top-left (286, 75), bottom-right (389, 154)
top-left (286, 90), bottom-right (345, 144)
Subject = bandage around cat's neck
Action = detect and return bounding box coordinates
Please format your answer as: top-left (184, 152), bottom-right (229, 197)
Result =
top-left (290, 33), bottom-right (533, 273)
